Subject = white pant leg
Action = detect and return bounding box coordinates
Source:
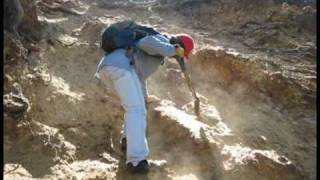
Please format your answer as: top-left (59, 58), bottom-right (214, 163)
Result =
top-left (99, 66), bottom-right (148, 165)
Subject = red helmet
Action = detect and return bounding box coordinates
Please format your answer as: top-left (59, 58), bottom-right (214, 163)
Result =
top-left (176, 34), bottom-right (194, 58)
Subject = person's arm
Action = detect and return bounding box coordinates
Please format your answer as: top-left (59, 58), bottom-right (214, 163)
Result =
top-left (137, 35), bottom-right (176, 57)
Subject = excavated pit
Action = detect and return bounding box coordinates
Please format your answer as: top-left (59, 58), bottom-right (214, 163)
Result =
top-left (4, 0), bottom-right (316, 180)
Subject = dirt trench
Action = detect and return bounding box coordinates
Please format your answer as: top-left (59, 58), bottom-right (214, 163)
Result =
top-left (4, 0), bottom-right (316, 180)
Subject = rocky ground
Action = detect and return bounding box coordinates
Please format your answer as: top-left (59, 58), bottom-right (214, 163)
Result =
top-left (3, 0), bottom-right (316, 179)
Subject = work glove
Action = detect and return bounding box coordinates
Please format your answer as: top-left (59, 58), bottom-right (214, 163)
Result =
top-left (173, 45), bottom-right (186, 72)
top-left (174, 45), bottom-right (185, 59)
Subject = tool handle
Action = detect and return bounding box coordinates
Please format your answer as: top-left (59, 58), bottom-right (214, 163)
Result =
top-left (176, 57), bottom-right (199, 100)
top-left (176, 57), bottom-right (201, 116)
top-left (184, 71), bottom-right (198, 98)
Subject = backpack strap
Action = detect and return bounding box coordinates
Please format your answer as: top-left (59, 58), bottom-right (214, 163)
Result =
top-left (125, 46), bottom-right (137, 65)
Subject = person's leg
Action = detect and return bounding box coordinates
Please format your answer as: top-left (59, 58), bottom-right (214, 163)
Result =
top-left (125, 69), bottom-right (149, 165)
top-left (99, 66), bottom-right (148, 166)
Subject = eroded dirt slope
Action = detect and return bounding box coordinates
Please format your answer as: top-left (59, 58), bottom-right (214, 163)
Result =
top-left (4, 0), bottom-right (316, 180)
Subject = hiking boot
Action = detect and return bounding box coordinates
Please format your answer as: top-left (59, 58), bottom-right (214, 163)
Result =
top-left (120, 137), bottom-right (126, 152)
top-left (127, 160), bottom-right (150, 173)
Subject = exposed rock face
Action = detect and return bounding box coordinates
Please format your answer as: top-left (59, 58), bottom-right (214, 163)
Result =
top-left (4, 164), bottom-right (34, 179)
top-left (4, 120), bottom-right (78, 178)
top-left (3, 32), bottom-right (28, 65)
top-left (189, 48), bottom-right (316, 110)
top-left (4, 93), bottom-right (29, 115)
top-left (148, 99), bottom-right (304, 180)
top-left (3, 0), bottom-right (316, 179)
top-left (4, 83), bottom-right (30, 118)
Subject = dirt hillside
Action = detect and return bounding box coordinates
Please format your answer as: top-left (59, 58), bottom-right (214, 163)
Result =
top-left (4, 0), bottom-right (316, 179)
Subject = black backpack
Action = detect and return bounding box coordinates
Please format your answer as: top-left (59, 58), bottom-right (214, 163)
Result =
top-left (101, 20), bottom-right (160, 54)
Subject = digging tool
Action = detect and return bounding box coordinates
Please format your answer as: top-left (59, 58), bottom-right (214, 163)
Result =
top-left (176, 57), bottom-right (200, 116)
